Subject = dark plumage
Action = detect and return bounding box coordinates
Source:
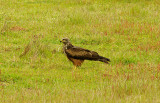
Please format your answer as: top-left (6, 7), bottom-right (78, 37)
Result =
top-left (60, 38), bottom-right (110, 67)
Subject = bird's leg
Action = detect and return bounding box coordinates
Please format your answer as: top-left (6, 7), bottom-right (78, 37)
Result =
top-left (74, 66), bottom-right (77, 70)
top-left (72, 66), bottom-right (76, 73)
top-left (72, 66), bottom-right (77, 78)
top-left (72, 66), bottom-right (82, 80)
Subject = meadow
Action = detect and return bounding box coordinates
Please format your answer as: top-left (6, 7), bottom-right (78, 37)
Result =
top-left (0, 0), bottom-right (160, 102)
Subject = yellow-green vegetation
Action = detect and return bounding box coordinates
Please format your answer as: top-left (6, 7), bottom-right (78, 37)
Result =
top-left (0, 0), bottom-right (160, 102)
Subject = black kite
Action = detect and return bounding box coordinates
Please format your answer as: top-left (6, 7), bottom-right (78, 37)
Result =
top-left (60, 38), bottom-right (110, 67)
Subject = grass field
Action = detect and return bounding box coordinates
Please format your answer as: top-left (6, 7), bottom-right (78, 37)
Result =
top-left (0, 0), bottom-right (160, 102)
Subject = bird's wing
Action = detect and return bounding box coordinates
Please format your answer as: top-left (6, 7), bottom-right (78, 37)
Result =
top-left (65, 46), bottom-right (99, 60)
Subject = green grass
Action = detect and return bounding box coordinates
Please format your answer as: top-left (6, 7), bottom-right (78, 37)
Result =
top-left (0, 0), bottom-right (160, 102)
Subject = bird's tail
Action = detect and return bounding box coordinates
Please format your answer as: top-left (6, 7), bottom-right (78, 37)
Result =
top-left (98, 56), bottom-right (110, 64)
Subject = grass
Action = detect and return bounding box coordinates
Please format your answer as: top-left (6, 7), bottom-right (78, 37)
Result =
top-left (0, 0), bottom-right (160, 102)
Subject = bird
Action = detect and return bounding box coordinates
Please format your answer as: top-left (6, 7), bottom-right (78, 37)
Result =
top-left (60, 38), bottom-right (110, 69)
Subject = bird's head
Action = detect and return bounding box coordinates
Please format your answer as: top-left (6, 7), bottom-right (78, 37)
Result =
top-left (60, 38), bottom-right (70, 45)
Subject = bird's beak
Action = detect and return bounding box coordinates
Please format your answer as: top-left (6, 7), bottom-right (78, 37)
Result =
top-left (60, 40), bottom-right (64, 43)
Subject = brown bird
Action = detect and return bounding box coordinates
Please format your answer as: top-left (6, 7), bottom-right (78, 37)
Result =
top-left (60, 38), bottom-right (110, 69)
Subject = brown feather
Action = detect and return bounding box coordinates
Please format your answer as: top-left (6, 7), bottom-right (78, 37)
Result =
top-left (67, 56), bottom-right (84, 67)
top-left (65, 46), bottom-right (99, 60)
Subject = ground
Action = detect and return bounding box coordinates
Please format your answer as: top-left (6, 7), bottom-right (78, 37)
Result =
top-left (0, 0), bottom-right (160, 102)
